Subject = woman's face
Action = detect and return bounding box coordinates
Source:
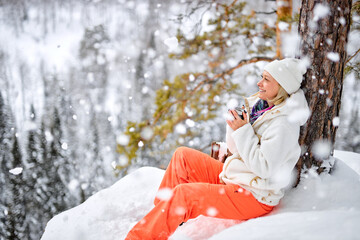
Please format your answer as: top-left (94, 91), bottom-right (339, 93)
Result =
top-left (257, 71), bottom-right (280, 101)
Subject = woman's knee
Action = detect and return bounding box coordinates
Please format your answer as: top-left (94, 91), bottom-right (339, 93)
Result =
top-left (174, 146), bottom-right (199, 159)
top-left (173, 147), bottom-right (190, 162)
top-left (174, 146), bottom-right (190, 155)
top-left (173, 147), bottom-right (202, 167)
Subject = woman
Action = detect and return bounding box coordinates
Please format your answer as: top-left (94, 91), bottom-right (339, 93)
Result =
top-left (125, 58), bottom-right (309, 240)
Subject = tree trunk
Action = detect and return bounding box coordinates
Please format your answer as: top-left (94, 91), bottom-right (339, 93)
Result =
top-left (297, 0), bottom-right (352, 176)
top-left (276, 0), bottom-right (292, 58)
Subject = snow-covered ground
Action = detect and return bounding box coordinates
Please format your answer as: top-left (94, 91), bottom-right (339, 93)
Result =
top-left (41, 150), bottom-right (360, 240)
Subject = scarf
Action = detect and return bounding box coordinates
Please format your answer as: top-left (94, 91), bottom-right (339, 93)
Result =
top-left (249, 99), bottom-right (274, 125)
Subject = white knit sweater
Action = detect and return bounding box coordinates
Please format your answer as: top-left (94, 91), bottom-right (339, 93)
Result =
top-left (219, 89), bottom-right (309, 206)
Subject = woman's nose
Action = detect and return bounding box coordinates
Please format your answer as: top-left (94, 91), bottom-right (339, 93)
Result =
top-left (257, 80), bottom-right (262, 87)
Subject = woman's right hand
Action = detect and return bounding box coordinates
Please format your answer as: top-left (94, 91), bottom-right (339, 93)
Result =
top-left (226, 109), bottom-right (248, 131)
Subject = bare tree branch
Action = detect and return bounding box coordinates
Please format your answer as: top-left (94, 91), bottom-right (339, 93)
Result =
top-left (347, 48), bottom-right (360, 63)
top-left (255, 10), bottom-right (277, 15)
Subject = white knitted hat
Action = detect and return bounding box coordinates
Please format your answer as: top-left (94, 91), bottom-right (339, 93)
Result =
top-left (264, 58), bottom-right (307, 94)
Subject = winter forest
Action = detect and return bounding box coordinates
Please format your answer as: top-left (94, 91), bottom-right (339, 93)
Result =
top-left (0, 0), bottom-right (359, 239)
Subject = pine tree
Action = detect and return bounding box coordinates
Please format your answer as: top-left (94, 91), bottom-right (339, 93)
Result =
top-left (9, 133), bottom-right (27, 240)
top-left (41, 72), bottom-right (75, 224)
top-left (0, 92), bottom-right (27, 239)
top-left (46, 107), bottom-right (68, 213)
top-left (0, 91), bottom-right (12, 239)
top-left (82, 108), bottom-right (106, 197)
top-left (0, 91), bottom-right (6, 237)
top-left (24, 107), bottom-right (71, 239)
top-left (79, 24), bottom-right (110, 105)
top-left (38, 119), bottom-right (54, 222)
top-left (24, 104), bottom-right (45, 239)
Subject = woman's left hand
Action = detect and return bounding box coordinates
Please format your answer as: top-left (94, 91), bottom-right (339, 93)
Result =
top-left (226, 109), bottom-right (248, 131)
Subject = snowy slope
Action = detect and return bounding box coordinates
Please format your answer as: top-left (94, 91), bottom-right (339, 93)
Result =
top-left (41, 150), bottom-right (360, 240)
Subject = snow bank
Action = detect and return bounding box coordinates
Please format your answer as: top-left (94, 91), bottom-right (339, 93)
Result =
top-left (41, 167), bottom-right (164, 240)
top-left (334, 150), bottom-right (360, 175)
top-left (41, 150), bottom-right (360, 240)
top-left (209, 210), bottom-right (359, 240)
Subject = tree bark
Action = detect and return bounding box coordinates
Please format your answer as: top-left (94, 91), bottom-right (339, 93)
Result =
top-left (297, 0), bottom-right (352, 176)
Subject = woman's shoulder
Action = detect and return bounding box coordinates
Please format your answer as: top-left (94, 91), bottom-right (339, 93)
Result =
top-left (280, 90), bottom-right (310, 126)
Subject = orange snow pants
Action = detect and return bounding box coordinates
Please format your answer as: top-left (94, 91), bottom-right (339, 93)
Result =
top-left (125, 147), bottom-right (273, 240)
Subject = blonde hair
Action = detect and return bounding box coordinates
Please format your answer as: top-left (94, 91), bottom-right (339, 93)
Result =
top-left (268, 85), bottom-right (289, 105)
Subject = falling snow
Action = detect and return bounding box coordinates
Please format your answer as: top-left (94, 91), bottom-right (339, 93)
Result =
top-left (9, 167), bottom-right (23, 175)
top-left (140, 127), bottom-right (154, 141)
top-left (117, 134), bottom-right (130, 146)
top-left (163, 37), bottom-right (179, 51)
top-left (327, 52), bottom-right (340, 62)
top-left (226, 98), bottom-right (238, 110)
top-left (156, 188), bottom-right (173, 201)
top-left (278, 21), bottom-right (290, 31)
top-left (313, 3), bottom-right (330, 21)
top-left (175, 124), bottom-right (187, 135)
top-left (312, 140), bottom-right (332, 160)
top-left (332, 117), bottom-right (340, 127)
top-left (206, 207), bottom-right (218, 217)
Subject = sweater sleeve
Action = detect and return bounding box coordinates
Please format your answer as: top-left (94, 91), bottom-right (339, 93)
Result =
top-left (226, 124), bottom-right (237, 154)
top-left (231, 121), bottom-right (299, 179)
